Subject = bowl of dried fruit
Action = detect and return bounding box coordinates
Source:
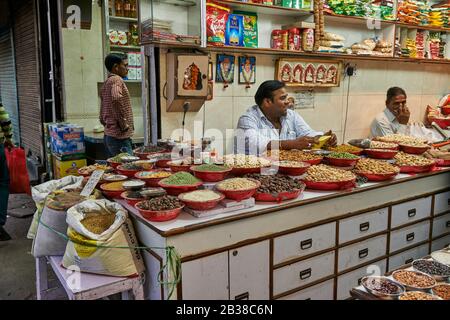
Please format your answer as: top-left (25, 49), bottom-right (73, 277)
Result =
top-left (133, 145), bottom-right (169, 160)
top-left (135, 170), bottom-right (172, 187)
top-left (365, 148), bottom-right (398, 160)
top-left (190, 164), bottom-right (232, 182)
top-left (412, 259), bottom-right (450, 282)
top-left (392, 269), bottom-right (436, 291)
top-left (361, 276), bottom-right (405, 300)
top-left (116, 163), bottom-right (144, 178)
top-left (398, 291), bottom-right (442, 300)
top-left (394, 152), bottom-right (436, 173)
top-left (272, 160), bottom-right (310, 176)
top-left (432, 283), bottom-right (450, 300)
top-left (369, 141), bottom-right (399, 150)
top-left (178, 190), bottom-right (225, 211)
top-left (327, 144), bottom-right (363, 156)
top-left (244, 174), bottom-right (305, 202)
top-left (215, 178), bottom-right (261, 201)
top-left (78, 164), bottom-right (114, 177)
top-left (135, 196), bottom-right (184, 222)
top-left (354, 158), bottom-right (400, 181)
top-left (324, 152), bottom-right (360, 167)
top-left (302, 165), bottom-right (357, 190)
top-left (399, 143), bottom-right (430, 155)
top-left (158, 172), bottom-right (203, 196)
top-left (267, 150), bottom-right (323, 166)
top-left (220, 154), bottom-right (272, 176)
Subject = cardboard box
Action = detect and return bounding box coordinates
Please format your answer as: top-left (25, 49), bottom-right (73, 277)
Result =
top-left (127, 52), bottom-right (137, 66)
top-left (49, 123), bottom-right (85, 155)
top-left (53, 156), bottom-right (87, 179)
top-left (127, 67), bottom-right (137, 80)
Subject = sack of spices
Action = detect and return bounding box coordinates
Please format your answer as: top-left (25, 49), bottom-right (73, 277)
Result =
top-left (27, 176), bottom-right (84, 240)
top-left (62, 199), bottom-right (145, 277)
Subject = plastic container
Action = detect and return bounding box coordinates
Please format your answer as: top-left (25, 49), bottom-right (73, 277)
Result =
top-left (271, 29), bottom-right (283, 49)
top-left (134, 202), bottom-right (184, 222)
top-left (280, 30), bottom-right (289, 50)
top-left (288, 27), bottom-right (301, 51)
top-left (364, 148), bottom-right (398, 159)
top-left (190, 166), bottom-right (232, 182)
top-left (178, 191), bottom-right (225, 210)
top-left (158, 181), bottom-right (203, 196)
top-left (302, 179), bottom-right (356, 190)
top-left (215, 179), bottom-right (260, 201)
top-left (302, 28), bottom-right (314, 51)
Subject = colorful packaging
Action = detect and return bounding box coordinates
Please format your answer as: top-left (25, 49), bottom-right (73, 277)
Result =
top-left (234, 11), bottom-right (258, 48)
top-left (225, 14), bottom-right (244, 46)
top-left (49, 123), bottom-right (85, 156)
top-left (271, 29), bottom-right (283, 49)
top-left (53, 156), bottom-right (87, 179)
top-left (206, 2), bottom-right (230, 46)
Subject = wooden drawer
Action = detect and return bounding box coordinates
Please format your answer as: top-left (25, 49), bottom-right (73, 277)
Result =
top-left (388, 244), bottom-right (429, 272)
top-left (338, 235), bottom-right (387, 272)
top-left (431, 235), bottom-right (450, 252)
top-left (434, 191), bottom-right (450, 216)
top-left (273, 251), bottom-right (335, 296)
top-left (337, 259), bottom-right (387, 300)
top-left (278, 280), bottom-right (334, 300)
top-left (391, 196), bottom-right (432, 228)
top-left (339, 208), bottom-right (388, 244)
top-left (432, 213), bottom-right (450, 238)
top-left (273, 222), bottom-right (336, 265)
top-left (390, 221), bottom-right (430, 253)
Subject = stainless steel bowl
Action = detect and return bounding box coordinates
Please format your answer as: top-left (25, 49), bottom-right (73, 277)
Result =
top-left (412, 259), bottom-right (450, 282)
top-left (361, 276), bottom-right (405, 300)
top-left (122, 180), bottom-right (146, 191)
top-left (391, 269), bottom-right (436, 292)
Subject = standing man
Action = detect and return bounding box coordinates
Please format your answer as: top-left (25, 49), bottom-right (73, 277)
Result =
top-left (0, 103), bottom-right (13, 241)
top-left (370, 87), bottom-right (410, 137)
top-left (235, 80), bottom-right (337, 155)
top-left (100, 53), bottom-right (134, 157)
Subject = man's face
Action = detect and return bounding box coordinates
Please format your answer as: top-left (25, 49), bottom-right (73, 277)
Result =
top-left (386, 94), bottom-right (407, 116)
top-left (114, 59), bottom-right (129, 78)
top-left (266, 87), bottom-right (290, 117)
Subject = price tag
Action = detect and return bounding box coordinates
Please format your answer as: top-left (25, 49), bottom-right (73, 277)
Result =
top-left (80, 170), bottom-right (104, 197)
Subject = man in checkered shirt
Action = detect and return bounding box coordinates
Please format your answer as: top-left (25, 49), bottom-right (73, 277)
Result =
top-left (100, 53), bottom-right (134, 157)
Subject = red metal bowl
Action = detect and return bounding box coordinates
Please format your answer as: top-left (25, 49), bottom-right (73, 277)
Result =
top-left (364, 149), bottom-right (398, 159)
top-left (120, 191), bottom-right (144, 206)
top-left (325, 156), bottom-right (360, 167)
top-left (398, 163), bottom-right (436, 173)
top-left (430, 117), bottom-right (450, 129)
top-left (107, 158), bottom-right (122, 169)
top-left (435, 159), bottom-right (450, 167)
top-left (254, 188), bottom-right (303, 202)
top-left (178, 192), bottom-right (225, 210)
top-left (273, 162), bottom-right (311, 176)
top-left (370, 144), bottom-right (399, 151)
top-left (230, 166), bottom-right (271, 176)
top-left (399, 144), bottom-right (430, 155)
top-left (302, 157), bottom-right (323, 165)
top-left (190, 166), bottom-right (233, 182)
top-left (441, 105), bottom-right (450, 116)
top-left (349, 150), bottom-right (364, 156)
top-left (158, 181), bottom-right (203, 196)
top-left (134, 202), bottom-right (184, 222)
top-left (168, 161), bottom-right (193, 173)
top-left (116, 165), bottom-right (142, 178)
top-left (302, 179), bottom-right (356, 190)
top-left (215, 179), bottom-right (261, 201)
top-left (134, 150), bottom-right (169, 160)
top-left (100, 182), bottom-right (125, 199)
top-left (355, 171), bottom-right (398, 181)
top-left (135, 171), bottom-right (172, 187)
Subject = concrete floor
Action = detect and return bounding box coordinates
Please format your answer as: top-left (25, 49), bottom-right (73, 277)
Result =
top-left (0, 194), bottom-right (36, 300)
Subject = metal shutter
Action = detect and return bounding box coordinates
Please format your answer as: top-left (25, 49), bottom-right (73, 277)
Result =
top-left (12, 0), bottom-right (42, 158)
top-left (0, 28), bottom-right (20, 145)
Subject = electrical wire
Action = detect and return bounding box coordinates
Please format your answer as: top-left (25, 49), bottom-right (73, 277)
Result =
top-left (342, 69), bottom-right (352, 142)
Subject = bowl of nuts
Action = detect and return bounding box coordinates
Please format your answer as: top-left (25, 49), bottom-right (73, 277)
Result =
top-left (399, 291), bottom-right (442, 300)
top-left (365, 148), bottom-right (398, 160)
top-left (215, 178), bottom-right (261, 201)
top-left (302, 165), bottom-right (357, 190)
top-left (361, 276), bottom-right (405, 300)
top-left (432, 283), bottom-right (450, 300)
top-left (394, 152), bottom-right (436, 173)
top-left (369, 141), bottom-right (399, 150)
top-left (399, 143), bottom-right (430, 155)
top-left (267, 150), bottom-right (323, 165)
top-left (220, 154), bottom-right (272, 176)
top-left (272, 161), bottom-right (310, 176)
top-left (412, 259), bottom-right (450, 281)
top-left (135, 196), bottom-right (184, 222)
top-left (324, 152), bottom-right (360, 167)
top-left (354, 158), bottom-right (400, 181)
top-left (244, 174), bottom-right (305, 202)
top-left (327, 144), bottom-right (363, 155)
top-left (392, 269), bottom-right (436, 291)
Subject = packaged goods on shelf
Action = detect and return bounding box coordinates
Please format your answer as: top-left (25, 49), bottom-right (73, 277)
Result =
top-left (235, 11), bottom-right (258, 48)
top-left (206, 1), bottom-right (230, 46)
top-left (225, 14), bottom-right (244, 46)
top-left (49, 123), bottom-right (85, 156)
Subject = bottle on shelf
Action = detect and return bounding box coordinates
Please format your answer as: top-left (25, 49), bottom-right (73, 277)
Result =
top-left (130, 0), bottom-right (137, 18)
top-left (115, 0), bottom-right (123, 17)
top-left (124, 0), bottom-right (131, 18)
top-left (108, 0), bottom-right (113, 16)
top-left (130, 23), bottom-right (139, 46)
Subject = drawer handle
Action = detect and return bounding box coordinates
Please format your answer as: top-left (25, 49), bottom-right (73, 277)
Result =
top-left (446, 221), bottom-right (450, 228)
top-left (299, 268), bottom-right (312, 280)
top-left (408, 209), bottom-right (416, 218)
top-left (234, 292), bottom-right (249, 300)
top-left (300, 239), bottom-right (313, 250)
top-left (406, 232), bottom-right (415, 242)
top-left (405, 258), bottom-right (414, 264)
top-left (232, 250), bottom-right (238, 257)
top-left (358, 248), bottom-right (369, 259)
top-left (359, 222), bottom-right (370, 232)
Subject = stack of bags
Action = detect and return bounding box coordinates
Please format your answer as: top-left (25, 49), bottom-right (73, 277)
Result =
top-left (356, 0), bottom-right (375, 18)
top-left (372, 39), bottom-right (393, 56)
top-left (406, 37), bottom-right (417, 58)
top-left (428, 32), bottom-right (441, 59)
top-left (415, 31), bottom-right (425, 58)
top-left (397, 0), bottom-right (420, 25)
top-left (351, 38), bottom-right (377, 55)
top-left (379, 0), bottom-right (395, 20)
top-left (417, 0), bottom-right (430, 26)
top-left (318, 32), bottom-right (346, 53)
top-left (326, 0), bottom-right (358, 16)
top-left (428, 9), bottom-right (444, 27)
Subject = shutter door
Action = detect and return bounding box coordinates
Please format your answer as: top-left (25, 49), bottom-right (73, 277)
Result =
top-left (12, 0), bottom-right (42, 158)
top-left (0, 29), bottom-right (20, 144)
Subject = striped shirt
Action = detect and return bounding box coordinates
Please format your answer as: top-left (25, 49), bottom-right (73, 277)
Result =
top-left (235, 105), bottom-right (323, 155)
top-left (100, 74), bottom-right (134, 139)
top-left (0, 105), bottom-right (13, 145)
top-left (370, 108), bottom-right (407, 138)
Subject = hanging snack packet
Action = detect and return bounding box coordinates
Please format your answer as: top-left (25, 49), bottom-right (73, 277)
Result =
top-left (225, 14), bottom-right (244, 47)
top-left (234, 11), bottom-right (258, 48)
top-left (206, 1), bottom-right (230, 46)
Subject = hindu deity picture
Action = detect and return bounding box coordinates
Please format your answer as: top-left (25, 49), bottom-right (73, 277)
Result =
top-left (238, 56), bottom-right (256, 84)
top-left (216, 54), bottom-right (235, 84)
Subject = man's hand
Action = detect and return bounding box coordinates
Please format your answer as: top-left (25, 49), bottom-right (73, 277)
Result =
top-left (323, 130), bottom-right (338, 148)
top-left (397, 105), bottom-right (410, 125)
top-left (293, 136), bottom-right (318, 150)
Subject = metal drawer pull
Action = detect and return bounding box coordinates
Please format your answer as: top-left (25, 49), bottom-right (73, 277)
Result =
top-left (235, 292), bottom-right (249, 300)
top-left (299, 268), bottom-right (312, 280)
top-left (232, 250), bottom-right (238, 256)
top-left (446, 221), bottom-right (450, 228)
top-left (358, 248), bottom-right (369, 259)
top-left (300, 239), bottom-right (313, 250)
top-left (408, 209), bottom-right (416, 218)
top-left (406, 232), bottom-right (415, 242)
top-left (359, 222), bottom-right (370, 232)
top-left (405, 258), bottom-right (414, 264)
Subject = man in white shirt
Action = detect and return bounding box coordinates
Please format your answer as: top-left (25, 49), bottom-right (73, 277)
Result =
top-left (235, 80), bottom-right (337, 155)
top-left (370, 87), bottom-right (410, 138)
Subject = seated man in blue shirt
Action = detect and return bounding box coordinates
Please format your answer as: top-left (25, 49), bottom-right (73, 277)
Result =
top-left (235, 80), bottom-right (337, 155)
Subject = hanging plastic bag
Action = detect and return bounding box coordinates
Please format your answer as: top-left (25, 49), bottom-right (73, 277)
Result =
top-left (405, 122), bottom-right (443, 143)
top-left (4, 147), bottom-right (31, 195)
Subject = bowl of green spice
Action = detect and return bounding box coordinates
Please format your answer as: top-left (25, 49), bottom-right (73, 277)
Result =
top-left (158, 172), bottom-right (203, 196)
top-left (190, 164), bottom-right (232, 182)
top-left (325, 152), bottom-right (360, 167)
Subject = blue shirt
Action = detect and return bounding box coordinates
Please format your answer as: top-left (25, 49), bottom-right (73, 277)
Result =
top-left (235, 105), bottom-right (323, 155)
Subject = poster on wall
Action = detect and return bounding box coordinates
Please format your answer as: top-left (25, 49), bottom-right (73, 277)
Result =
top-left (275, 58), bottom-right (342, 87)
top-left (216, 54), bottom-right (235, 85)
top-left (238, 56), bottom-right (256, 87)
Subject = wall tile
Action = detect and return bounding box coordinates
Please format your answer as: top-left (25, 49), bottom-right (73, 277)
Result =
top-left (348, 61), bottom-right (388, 95)
top-left (384, 62), bottom-right (423, 95)
top-left (63, 57), bottom-right (83, 87)
top-left (204, 97), bottom-right (233, 135)
top-left (344, 95), bottom-right (386, 131)
top-left (81, 58), bottom-right (104, 85)
top-left (232, 96), bottom-right (255, 127)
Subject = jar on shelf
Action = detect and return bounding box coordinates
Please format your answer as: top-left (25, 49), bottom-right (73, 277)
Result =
top-left (280, 30), bottom-right (289, 50)
top-left (288, 27), bottom-right (301, 51)
top-left (271, 29), bottom-right (283, 49)
top-left (123, 0), bottom-right (131, 18)
top-left (115, 0), bottom-right (124, 17)
top-left (302, 28), bottom-right (314, 52)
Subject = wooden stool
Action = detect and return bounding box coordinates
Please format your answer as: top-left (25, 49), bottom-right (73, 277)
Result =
top-left (36, 256), bottom-right (144, 300)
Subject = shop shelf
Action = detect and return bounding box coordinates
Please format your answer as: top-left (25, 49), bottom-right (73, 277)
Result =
top-left (214, 0), bottom-right (312, 17)
top-left (395, 22), bottom-right (450, 33)
top-left (109, 16), bottom-right (139, 22)
top-left (110, 45), bottom-right (141, 51)
top-left (324, 12), bottom-right (396, 26)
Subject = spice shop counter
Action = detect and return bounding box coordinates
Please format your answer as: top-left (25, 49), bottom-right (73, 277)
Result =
top-left (118, 168), bottom-right (450, 300)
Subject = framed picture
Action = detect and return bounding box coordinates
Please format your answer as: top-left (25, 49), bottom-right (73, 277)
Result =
top-left (216, 54), bottom-right (235, 84)
top-left (176, 54), bottom-right (209, 97)
top-left (275, 58), bottom-right (342, 87)
top-left (238, 56), bottom-right (256, 84)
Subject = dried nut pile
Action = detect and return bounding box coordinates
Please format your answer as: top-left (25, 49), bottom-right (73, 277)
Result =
top-left (412, 259), bottom-right (450, 276)
top-left (81, 212), bottom-right (116, 235)
top-left (222, 154), bottom-right (271, 168)
top-left (354, 158), bottom-right (400, 174)
top-left (394, 152), bottom-right (435, 166)
top-left (79, 164), bottom-right (113, 175)
top-left (268, 150), bottom-right (323, 162)
top-left (327, 152), bottom-right (360, 159)
top-left (375, 134), bottom-right (427, 145)
top-left (362, 277), bottom-right (402, 295)
top-left (370, 141), bottom-right (398, 149)
top-left (433, 284), bottom-right (450, 300)
top-left (137, 195), bottom-right (182, 211)
top-left (244, 174), bottom-right (304, 193)
top-left (400, 141), bottom-right (430, 148)
top-left (180, 190), bottom-right (222, 202)
top-left (137, 171), bottom-right (172, 179)
top-left (393, 270), bottom-right (436, 288)
top-left (217, 178), bottom-right (258, 191)
top-left (303, 164), bottom-right (356, 182)
top-left (274, 160), bottom-right (309, 168)
top-left (399, 291), bottom-right (440, 300)
top-left (327, 144), bottom-right (362, 154)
